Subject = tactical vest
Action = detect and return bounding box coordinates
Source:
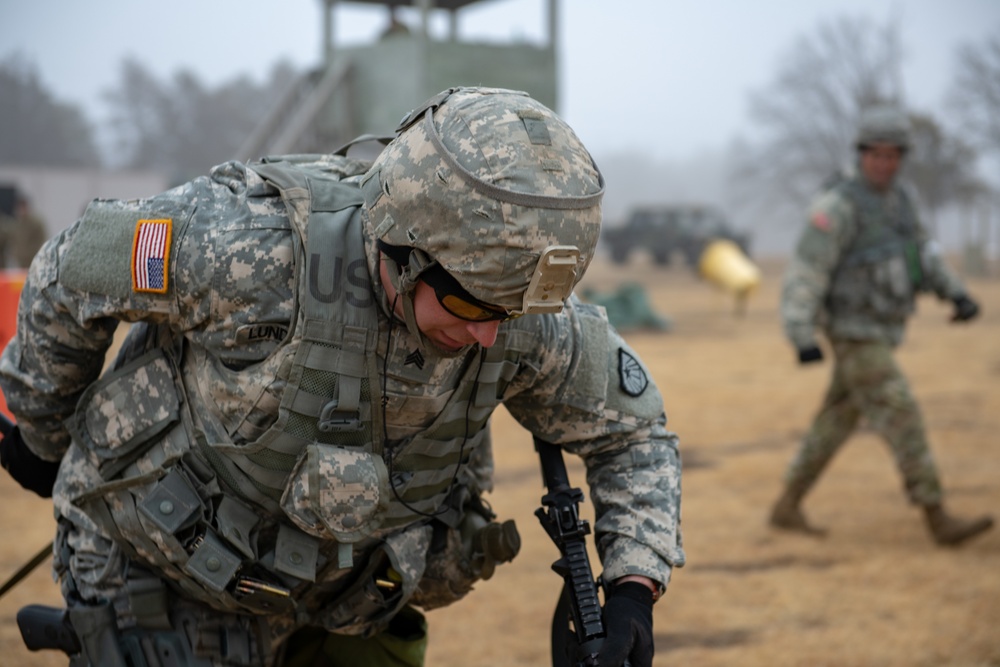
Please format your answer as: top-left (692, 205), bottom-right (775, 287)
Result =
top-left (69, 157), bottom-right (528, 632)
top-left (826, 177), bottom-right (922, 322)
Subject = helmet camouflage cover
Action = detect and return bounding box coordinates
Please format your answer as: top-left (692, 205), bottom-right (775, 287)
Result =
top-left (855, 104), bottom-right (912, 151)
top-left (361, 87), bottom-right (604, 315)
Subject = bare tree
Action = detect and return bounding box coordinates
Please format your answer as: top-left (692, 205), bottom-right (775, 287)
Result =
top-left (946, 33), bottom-right (1000, 270)
top-left (104, 58), bottom-right (299, 182)
top-left (905, 113), bottom-right (985, 233)
top-left (948, 33), bottom-right (1000, 169)
top-left (728, 15), bottom-right (903, 226)
top-left (0, 54), bottom-right (100, 167)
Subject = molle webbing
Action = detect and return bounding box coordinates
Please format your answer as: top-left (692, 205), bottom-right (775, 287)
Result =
top-left (381, 341), bottom-right (521, 527)
top-left (838, 179), bottom-right (918, 268)
top-left (211, 158), bottom-right (528, 531)
top-left (221, 162), bottom-right (381, 502)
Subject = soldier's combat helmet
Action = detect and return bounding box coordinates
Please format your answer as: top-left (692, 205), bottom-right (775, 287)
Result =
top-left (361, 86), bottom-right (604, 340)
top-left (855, 104), bottom-right (912, 151)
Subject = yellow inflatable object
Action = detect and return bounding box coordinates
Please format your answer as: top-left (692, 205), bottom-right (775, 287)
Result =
top-left (698, 239), bottom-right (761, 299)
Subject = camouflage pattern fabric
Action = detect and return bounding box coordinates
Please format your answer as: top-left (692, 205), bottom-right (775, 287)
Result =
top-left (0, 91), bottom-right (683, 667)
top-left (781, 168), bottom-right (966, 350)
top-left (780, 167), bottom-right (968, 510)
top-left (364, 87), bottom-right (604, 311)
top-left (782, 339), bottom-right (942, 506)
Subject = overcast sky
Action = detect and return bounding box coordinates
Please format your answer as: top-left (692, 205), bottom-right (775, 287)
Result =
top-left (1, 0), bottom-right (998, 162)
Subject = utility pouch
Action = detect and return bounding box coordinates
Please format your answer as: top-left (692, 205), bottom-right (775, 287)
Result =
top-left (67, 601), bottom-right (129, 667)
top-left (318, 546), bottom-right (404, 633)
top-left (410, 511), bottom-right (521, 611)
top-left (313, 524), bottom-right (431, 636)
top-left (280, 443), bottom-right (390, 542)
top-left (903, 239), bottom-right (924, 287)
top-left (68, 347), bottom-right (183, 480)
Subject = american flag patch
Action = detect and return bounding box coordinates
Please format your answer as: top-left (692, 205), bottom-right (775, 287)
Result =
top-left (131, 219), bottom-right (172, 293)
top-left (811, 211), bottom-right (831, 232)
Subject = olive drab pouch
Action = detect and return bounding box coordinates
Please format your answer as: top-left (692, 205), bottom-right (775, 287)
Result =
top-left (68, 347), bottom-right (185, 480)
top-left (869, 251), bottom-right (914, 312)
top-left (827, 179), bottom-right (921, 321)
top-left (280, 443), bottom-right (391, 543)
top-left (830, 244), bottom-right (914, 320)
top-left (315, 524), bottom-right (432, 636)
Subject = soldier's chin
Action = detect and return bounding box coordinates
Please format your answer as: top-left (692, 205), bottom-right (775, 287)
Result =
top-left (427, 338), bottom-right (472, 359)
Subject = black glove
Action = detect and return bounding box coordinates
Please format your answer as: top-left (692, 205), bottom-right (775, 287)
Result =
top-left (797, 345), bottom-right (824, 364)
top-left (951, 295), bottom-right (980, 322)
top-left (598, 581), bottom-right (654, 667)
top-left (0, 425), bottom-right (60, 498)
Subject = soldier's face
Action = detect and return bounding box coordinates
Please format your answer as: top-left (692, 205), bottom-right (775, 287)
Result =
top-left (380, 258), bottom-right (501, 351)
top-left (859, 143), bottom-right (904, 191)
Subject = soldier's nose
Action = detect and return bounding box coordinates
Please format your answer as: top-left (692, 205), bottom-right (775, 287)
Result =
top-left (467, 320), bottom-right (501, 348)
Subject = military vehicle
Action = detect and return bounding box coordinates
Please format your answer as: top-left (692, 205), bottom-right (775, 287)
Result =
top-left (600, 205), bottom-right (751, 267)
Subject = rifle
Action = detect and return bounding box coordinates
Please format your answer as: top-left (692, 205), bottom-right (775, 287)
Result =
top-left (534, 437), bottom-right (609, 667)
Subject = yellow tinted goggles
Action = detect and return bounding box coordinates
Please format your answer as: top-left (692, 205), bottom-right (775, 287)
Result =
top-left (378, 240), bottom-right (519, 322)
top-left (424, 265), bottom-right (518, 322)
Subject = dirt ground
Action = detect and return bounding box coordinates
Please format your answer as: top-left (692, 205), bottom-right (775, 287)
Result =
top-left (1, 254), bottom-right (998, 666)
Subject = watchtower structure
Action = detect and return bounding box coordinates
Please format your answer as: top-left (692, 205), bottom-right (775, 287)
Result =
top-left (237, 0), bottom-right (559, 160)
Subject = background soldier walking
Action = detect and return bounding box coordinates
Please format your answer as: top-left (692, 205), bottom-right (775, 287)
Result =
top-left (771, 104), bottom-right (993, 546)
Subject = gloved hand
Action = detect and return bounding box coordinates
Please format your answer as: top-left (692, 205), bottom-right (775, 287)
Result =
top-left (951, 295), bottom-right (980, 322)
top-left (598, 581), bottom-right (654, 667)
top-left (797, 345), bottom-right (824, 364)
top-left (0, 425), bottom-right (60, 498)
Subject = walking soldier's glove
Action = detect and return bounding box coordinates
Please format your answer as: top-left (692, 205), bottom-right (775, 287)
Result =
top-left (797, 345), bottom-right (824, 364)
top-left (0, 424), bottom-right (60, 498)
top-left (951, 295), bottom-right (979, 322)
top-left (597, 581), bottom-right (654, 667)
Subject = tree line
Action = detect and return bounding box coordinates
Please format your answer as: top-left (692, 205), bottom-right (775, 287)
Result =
top-left (0, 54), bottom-right (298, 185)
top-left (729, 15), bottom-right (999, 235)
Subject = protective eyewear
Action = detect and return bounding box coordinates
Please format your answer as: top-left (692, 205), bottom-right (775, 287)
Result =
top-left (420, 263), bottom-right (519, 322)
top-left (378, 241), bottom-right (519, 322)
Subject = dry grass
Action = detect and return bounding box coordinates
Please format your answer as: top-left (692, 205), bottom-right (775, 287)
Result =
top-left (1, 255), bottom-right (998, 666)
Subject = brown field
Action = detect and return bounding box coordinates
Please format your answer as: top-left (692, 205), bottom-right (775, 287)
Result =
top-left (1, 255), bottom-right (998, 666)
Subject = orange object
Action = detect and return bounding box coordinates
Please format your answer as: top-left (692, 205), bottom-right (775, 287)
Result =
top-left (0, 269), bottom-right (26, 421)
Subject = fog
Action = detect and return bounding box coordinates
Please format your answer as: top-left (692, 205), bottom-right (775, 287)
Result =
top-left (2, 0), bottom-right (998, 257)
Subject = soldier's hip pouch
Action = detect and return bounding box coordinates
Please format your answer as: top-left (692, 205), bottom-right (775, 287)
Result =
top-left (20, 593), bottom-right (263, 667)
top-left (315, 543), bottom-right (408, 634)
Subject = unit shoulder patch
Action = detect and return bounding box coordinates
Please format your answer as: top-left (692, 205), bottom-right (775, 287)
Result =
top-left (618, 348), bottom-right (648, 397)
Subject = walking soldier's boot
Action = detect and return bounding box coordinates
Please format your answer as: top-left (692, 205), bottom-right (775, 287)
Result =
top-left (769, 481), bottom-right (826, 536)
top-left (923, 504), bottom-right (994, 546)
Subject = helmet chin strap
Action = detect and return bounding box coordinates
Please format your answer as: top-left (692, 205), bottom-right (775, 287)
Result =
top-left (381, 249), bottom-right (465, 357)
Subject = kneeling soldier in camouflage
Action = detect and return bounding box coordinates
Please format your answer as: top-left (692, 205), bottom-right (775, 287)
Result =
top-left (0, 87), bottom-right (684, 667)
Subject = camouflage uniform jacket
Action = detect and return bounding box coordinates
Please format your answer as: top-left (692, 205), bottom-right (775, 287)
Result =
top-left (0, 157), bottom-right (684, 634)
top-left (781, 169), bottom-right (967, 349)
